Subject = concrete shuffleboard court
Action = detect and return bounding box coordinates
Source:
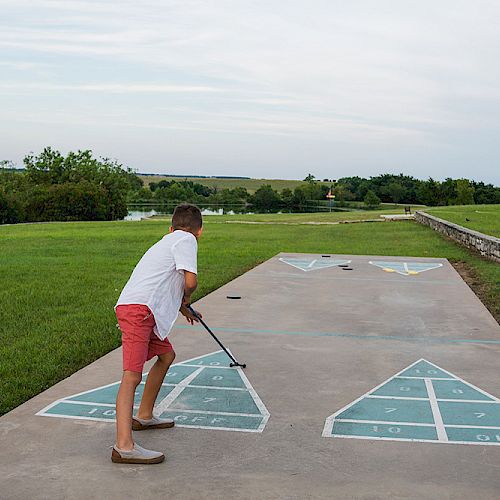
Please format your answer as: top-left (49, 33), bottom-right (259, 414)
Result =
top-left (1, 253), bottom-right (500, 499)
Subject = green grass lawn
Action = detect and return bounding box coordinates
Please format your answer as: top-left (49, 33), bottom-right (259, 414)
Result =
top-left (425, 204), bottom-right (500, 237)
top-left (0, 219), bottom-right (498, 415)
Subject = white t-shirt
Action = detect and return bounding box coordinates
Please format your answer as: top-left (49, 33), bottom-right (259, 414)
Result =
top-left (116, 230), bottom-right (198, 340)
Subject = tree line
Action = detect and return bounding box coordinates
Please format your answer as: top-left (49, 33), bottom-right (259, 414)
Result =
top-left (129, 172), bottom-right (499, 211)
top-left (330, 173), bottom-right (499, 207)
top-left (1, 149), bottom-right (499, 224)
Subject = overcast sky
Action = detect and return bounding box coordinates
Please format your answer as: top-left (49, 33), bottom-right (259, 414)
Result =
top-left (1, 0), bottom-right (499, 184)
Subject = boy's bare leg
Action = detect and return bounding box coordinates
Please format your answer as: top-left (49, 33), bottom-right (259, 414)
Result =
top-left (136, 351), bottom-right (176, 420)
top-left (115, 371), bottom-right (142, 450)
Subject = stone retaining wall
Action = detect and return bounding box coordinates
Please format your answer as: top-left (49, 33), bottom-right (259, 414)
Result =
top-left (415, 211), bottom-right (500, 263)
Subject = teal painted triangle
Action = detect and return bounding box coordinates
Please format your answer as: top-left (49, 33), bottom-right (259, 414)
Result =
top-left (369, 261), bottom-right (443, 276)
top-left (279, 257), bottom-right (351, 272)
top-left (37, 351), bottom-right (270, 433)
top-left (398, 360), bottom-right (455, 379)
top-left (179, 350), bottom-right (234, 367)
top-left (323, 359), bottom-right (500, 445)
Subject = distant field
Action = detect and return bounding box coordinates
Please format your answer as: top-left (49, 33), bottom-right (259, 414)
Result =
top-left (425, 204), bottom-right (500, 238)
top-left (139, 175), bottom-right (331, 193)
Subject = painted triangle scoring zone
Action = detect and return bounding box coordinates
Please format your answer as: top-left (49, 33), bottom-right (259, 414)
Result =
top-left (323, 359), bottom-right (500, 445)
top-left (37, 351), bottom-right (270, 433)
top-left (369, 261), bottom-right (443, 276)
top-left (279, 257), bottom-right (351, 272)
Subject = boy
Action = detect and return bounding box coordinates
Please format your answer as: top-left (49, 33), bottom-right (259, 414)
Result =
top-left (112, 204), bottom-right (203, 464)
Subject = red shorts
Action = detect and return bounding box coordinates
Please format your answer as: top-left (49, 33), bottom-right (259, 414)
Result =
top-left (116, 304), bottom-right (174, 373)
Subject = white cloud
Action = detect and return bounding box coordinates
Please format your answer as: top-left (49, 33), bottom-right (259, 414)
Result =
top-left (0, 0), bottom-right (499, 182)
top-left (0, 82), bottom-right (221, 93)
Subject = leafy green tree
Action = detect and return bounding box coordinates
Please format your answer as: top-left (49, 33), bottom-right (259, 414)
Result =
top-left (281, 188), bottom-right (294, 207)
top-left (417, 178), bottom-right (440, 206)
top-left (439, 178), bottom-right (457, 205)
top-left (217, 187), bottom-right (249, 205)
top-left (471, 181), bottom-right (500, 204)
top-left (303, 173), bottom-right (316, 183)
top-left (192, 182), bottom-right (213, 197)
top-left (455, 179), bottom-right (475, 205)
top-left (23, 182), bottom-right (110, 222)
top-left (364, 190), bottom-right (381, 208)
top-left (333, 185), bottom-right (347, 207)
top-left (387, 182), bottom-right (406, 205)
top-left (0, 188), bottom-right (23, 224)
top-left (128, 187), bottom-right (153, 202)
top-left (292, 186), bottom-right (307, 208)
top-left (21, 148), bottom-right (134, 220)
top-left (154, 182), bottom-right (197, 203)
top-left (356, 180), bottom-right (371, 200)
top-left (251, 185), bottom-right (281, 210)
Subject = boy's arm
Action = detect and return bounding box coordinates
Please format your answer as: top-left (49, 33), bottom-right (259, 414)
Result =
top-left (182, 271), bottom-right (197, 306)
top-left (180, 270), bottom-right (201, 324)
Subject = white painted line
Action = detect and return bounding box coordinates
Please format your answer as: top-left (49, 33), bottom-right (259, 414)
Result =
top-left (448, 379), bottom-right (500, 402)
top-left (56, 400), bottom-right (116, 408)
top-left (154, 367), bottom-right (204, 415)
top-left (368, 261), bottom-right (443, 276)
top-left (278, 257), bottom-right (308, 272)
top-left (37, 379), bottom-right (120, 407)
top-left (237, 364), bottom-right (270, 433)
top-left (161, 408), bottom-right (263, 418)
top-left (176, 349), bottom-right (234, 366)
top-left (422, 360), bottom-right (500, 402)
top-left (445, 424), bottom-right (500, 430)
top-left (437, 399), bottom-right (500, 404)
top-left (365, 395), bottom-right (500, 404)
top-left (38, 412), bottom-right (264, 433)
top-left (334, 419), bottom-right (435, 427)
top-left (425, 378), bottom-right (448, 442)
top-left (396, 376), bottom-right (456, 381)
top-left (168, 424), bottom-right (263, 433)
top-left (331, 434), bottom-right (500, 446)
top-left (366, 395), bottom-right (429, 401)
top-left (36, 399), bottom-right (64, 416)
top-left (178, 364), bottom-right (236, 370)
top-left (331, 434), bottom-right (439, 443)
top-left (185, 384), bottom-right (247, 391)
top-left (35, 413), bottom-right (116, 423)
top-left (278, 257), bottom-right (351, 273)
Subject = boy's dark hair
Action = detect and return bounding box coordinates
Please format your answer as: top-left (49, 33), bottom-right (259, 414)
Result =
top-left (171, 204), bottom-right (202, 231)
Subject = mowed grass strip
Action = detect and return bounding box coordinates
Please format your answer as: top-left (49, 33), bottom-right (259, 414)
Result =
top-left (425, 204), bottom-right (500, 237)
top-left (0, 220), bottom-right (498, 415)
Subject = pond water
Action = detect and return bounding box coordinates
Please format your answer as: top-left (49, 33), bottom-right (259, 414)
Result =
top-left (124, 204), bottom-right (353, 221)
top-left (124, 207), bottom-right (245, 221)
